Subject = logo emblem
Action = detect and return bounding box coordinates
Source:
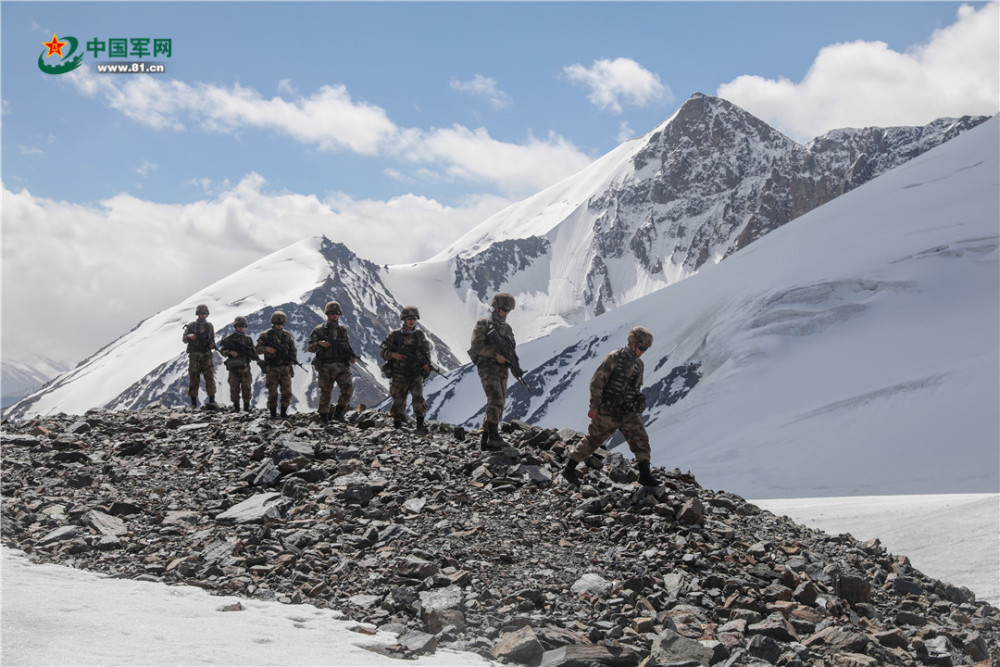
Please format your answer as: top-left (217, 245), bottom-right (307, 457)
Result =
top-left (38, 34), bottom-right (84, 75)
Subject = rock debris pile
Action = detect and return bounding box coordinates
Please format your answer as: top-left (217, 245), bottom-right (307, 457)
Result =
top-left (2, 407), bottom-right (997, 667)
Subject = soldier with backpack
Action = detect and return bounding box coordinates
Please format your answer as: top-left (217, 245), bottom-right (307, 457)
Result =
top-left (182, 304), bottom-right (217, 409)
top-left (381, 306), bottom-right (431, 433)
top-left (468, 292), bottom-right (518, 450)
top-left (308, 301), bottom-right (357, 423)
top-left (218, 315), bottom-right (257, 412)
top-left (256, 311), bottom-right (297, 419)
top-left (562, 326), bottom-right (660, 488)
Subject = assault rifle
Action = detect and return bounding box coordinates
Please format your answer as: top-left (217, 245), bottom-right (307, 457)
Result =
top-left (223, 335), bottom-right (260, 362)
top-left (383, 341), bottom-right (447, 377)
top-left (486, 326), bottom-right (530, 390)
top-left (313, 328), bottom-right (359, 365)
top-left (268, 338), bottom-right (305, 370)
top-left (183, 322), bottom-right (216, 353)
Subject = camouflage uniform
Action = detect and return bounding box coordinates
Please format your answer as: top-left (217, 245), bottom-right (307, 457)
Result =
top-left (183, 306), bottom-right (216, 406)
top-left (218, 323), bottom-right (255, 410)
top-left (380, 326), bottom-right (430, 422)
top-left (569, 346), bottom-right (651, 463)
top-left (563, 326), bottom-right (658, 487)
top-left (308, 319), bottom-right (354, 419)
top-left (256, 321), bottom-right (296, 414)
top-left (469, 314), bottom-right (513, 428)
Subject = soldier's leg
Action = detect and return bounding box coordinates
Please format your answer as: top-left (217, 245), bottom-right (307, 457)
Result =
top-left (265, 370), bottom-right (279, 415)
top-left (317, 365), bottom-right (334, 416)
top-left (240, 368), bottom-right (252, 407)
top-left (188, 356), bottom-right (201, 404)
top-left (410, 377), bottom-right (427, 418)
top-left (619, 413), bottom-right (651, 462)
top-left (569, 411), bottom-right (620, 463)
top-left (334, 366), bottom-right (354, 411)
top-left (203, 356), bottom-right (217, 403)
top-left (279, 367), bottom-right (292, 410)
top-left (228, 371), bottom-right (241, 407)
top-left (388, 381), bottom-right (408, 420)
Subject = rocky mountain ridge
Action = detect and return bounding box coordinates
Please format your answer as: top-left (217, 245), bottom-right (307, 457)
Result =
top-left (6, 96), bottom-right (989, 421)
top-left (3, 408), bottom-right (997, 666)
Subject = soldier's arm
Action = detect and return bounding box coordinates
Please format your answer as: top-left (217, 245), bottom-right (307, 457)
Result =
top-left (307, 327), bottom-right (321, 353)
top-left (254, 334), bottom-right (268, 356)
top-left (469, 320), bottom-right (495, 360)
top-left (589, 354), bottom-right (617, 409)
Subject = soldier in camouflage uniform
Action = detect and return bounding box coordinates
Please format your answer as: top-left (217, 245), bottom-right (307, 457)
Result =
top-left (182, 304), bottom-right (217, 409)
top-left (469, 292), bottom-right (517, 450)
top-left (562, 326), bottom-right (660, 487)
top-left (381, 306), bottom-right (431, 433)
top-left (218, 315), bottom-right (256, 412)
top-left (308, 301), bottom-right (356, 423)
top-left (256, 311), bottom-right (297, 419)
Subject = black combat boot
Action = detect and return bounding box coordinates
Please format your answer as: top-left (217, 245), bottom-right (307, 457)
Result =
top-left (483, 423), bottom-right (505, 450)
top-left (333, 405), bottom-right (346, 422)
top-left (269, 407), bottom-right (278, 420)
top-left (637, 460), bottom-right (659, 487)
top-left (415, 416), bottom-right (426, 434)
top-left (561, 459), bottom-right (582, 487)
top-left (190, 395), bottom-right (198, 408)
top-left (207, 396), bottom-right (218, 410)
top-left (280, 406), bottom-right (289, 419)
top-left (232, 402), bottom-right (241, 413)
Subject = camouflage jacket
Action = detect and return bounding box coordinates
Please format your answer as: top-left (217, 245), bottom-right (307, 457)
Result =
top-left (308, 322), bottom-right (353, 365)
top-left (219, 332), bottom-right (256, 360)
top-left (381, 328), bottom-right (431, 379)
top-left (183, 320), bottom-right (215, 354)
top-left (468, 314), bottom-right (515, 367)
top-left (255, 328), bottom-right (297, 367)
top-left (591, 347), bottom-right (645, 415)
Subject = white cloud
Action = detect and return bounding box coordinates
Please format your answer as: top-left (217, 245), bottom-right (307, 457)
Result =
top-left (18, 145), bottom-right (43, 156)
top-left (135, 160), bottom-right (158, 177)
top-left (63, 67), bottom-right (590, 196)
top-left (0, 179), bottom-right (510, 365)
top-left (564, 57), bottom-right (671, 113)
top-left (450, 74), bottom-right (512, 110)
top-left (717, 2), bottom-right (1000, 141)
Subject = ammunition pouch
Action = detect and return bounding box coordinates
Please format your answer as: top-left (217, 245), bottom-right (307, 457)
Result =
top-left (224, 357), bottom-right (248, 371)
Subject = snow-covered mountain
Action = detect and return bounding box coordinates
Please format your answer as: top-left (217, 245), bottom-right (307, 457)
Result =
top-left (384, 94), bottom-right (988, 354)
top-left (1, 355), bottom-right (70, 408)
top-left (427, 115), bottom-right (999, 499)
top-left (5, 238), bottom-right (460, 418)
top-left (6, 95), bottom-right (990, 427)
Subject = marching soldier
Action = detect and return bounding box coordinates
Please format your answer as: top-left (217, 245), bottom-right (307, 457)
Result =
top-left (562, 326), bottom-right (660, 488)
top-left (380, 306), bottom-right (431, 433)
top-left (468, 292), bottom-right (517, 450)
top-left (308, 301), bottom-right (356, 423)
top-left (218, 315), bottom-right (257, 412)
top-left (256, 311), bottom-right (297, 419)
top-left (182, 304), bottom-right (217, 409)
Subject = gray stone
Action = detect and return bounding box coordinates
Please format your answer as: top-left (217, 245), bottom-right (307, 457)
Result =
top-left (650, 628), bottom-right (714, 666)
top-left (215, 493), bottom-right (293, 524)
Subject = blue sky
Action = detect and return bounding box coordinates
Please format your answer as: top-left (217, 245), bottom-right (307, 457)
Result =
top-left (2, 1), bottom-right (998, 366)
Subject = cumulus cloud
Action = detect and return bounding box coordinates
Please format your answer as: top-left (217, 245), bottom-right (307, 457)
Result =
top-left (717, 2), bottom-right (999, 141)
top-left (63, 66), bottom-right (589, 196)
top-left (1, 179), bottom-right (510, 364)
top-left (450, 74), bottom-right (512, 110)
top-left (564, 57), bottom-right (671, 113)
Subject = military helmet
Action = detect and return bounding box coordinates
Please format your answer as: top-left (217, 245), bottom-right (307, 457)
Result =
top-left (400, 306), bottom-right (420, 320)
top-left (271, 311), bottom-right (287, 325)
top-left (233, 316), bottom-right (248, 328)
top-left (492, 292), bottom-right (516, 312)
top-left (195, 304), bottom-right (209, 316)
top-left (325, 301), bottom-right (342, 315)
top-left (627, 326), bottom-right (653, 349)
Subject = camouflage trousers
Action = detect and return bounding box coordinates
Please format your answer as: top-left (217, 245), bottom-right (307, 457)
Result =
top-left (227, 366), bottom-right (252, 405)
top-left (476, 363), bottom-right (509, 427)
top-left (388, 376), bottom-right (426, 419)
top-left (188, 352), bottom-right (216, 399)
top-left (317, 362), bottom-right (352, 415)
top-left (569, 409), bottom-right (651, 463)
top-left (264, 365), bottom-right (293, 410)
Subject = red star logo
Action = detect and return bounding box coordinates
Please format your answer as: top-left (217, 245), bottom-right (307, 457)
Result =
top-left (43, 34), bottom-right (68, 58)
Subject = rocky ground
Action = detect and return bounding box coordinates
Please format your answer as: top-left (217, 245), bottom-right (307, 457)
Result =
top-left (2, 406), bottom-right (998, 666)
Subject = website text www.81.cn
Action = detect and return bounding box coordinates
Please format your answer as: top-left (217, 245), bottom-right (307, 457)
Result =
top-left (95, 62), bottom-right (166, 74)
